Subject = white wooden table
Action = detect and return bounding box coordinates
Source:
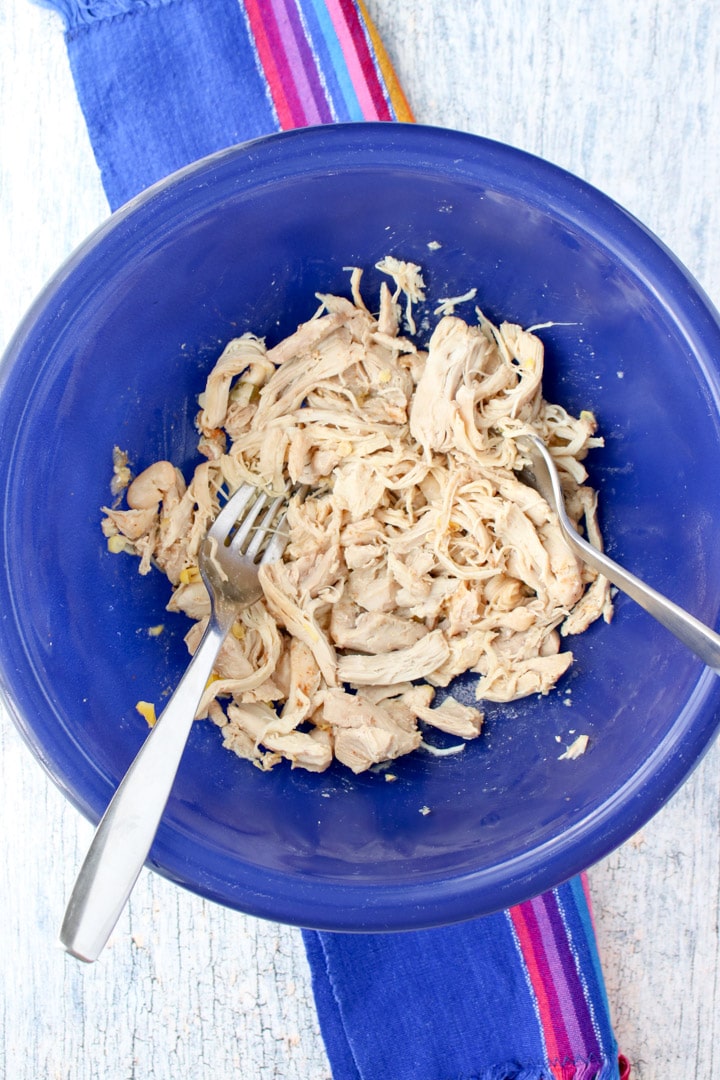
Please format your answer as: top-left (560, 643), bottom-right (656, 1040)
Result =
top-left (2, 2), bottom-right (719, 1076)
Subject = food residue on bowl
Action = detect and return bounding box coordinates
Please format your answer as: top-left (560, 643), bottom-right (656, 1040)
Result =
top-left (135, 700), bottom-right (157, 728)
top-left (102, 260), bottom-right (612, 775)
top-left (558, 733), bottom-right (590, 760)
top-left (110, 445), bottom-right (132, 498)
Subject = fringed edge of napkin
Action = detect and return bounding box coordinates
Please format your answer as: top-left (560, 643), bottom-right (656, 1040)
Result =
top-left (31, 0), bottom-right (171, 31)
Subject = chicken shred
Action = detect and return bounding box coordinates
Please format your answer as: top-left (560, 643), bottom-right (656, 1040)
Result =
top-left (104, 261), bottom-right (611, 774)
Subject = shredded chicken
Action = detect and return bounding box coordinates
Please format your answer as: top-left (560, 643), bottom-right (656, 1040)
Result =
top-left (103, 260), bottom-right (612, 774)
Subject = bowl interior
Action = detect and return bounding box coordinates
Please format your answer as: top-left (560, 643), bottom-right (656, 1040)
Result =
top-left (2, 124), bottom-right (720, 929)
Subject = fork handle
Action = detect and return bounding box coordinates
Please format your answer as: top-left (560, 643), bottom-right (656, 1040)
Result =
top-left (59, 615), bottom-right (232, 962)
top-left (563, 526), bottom-right (720, 675)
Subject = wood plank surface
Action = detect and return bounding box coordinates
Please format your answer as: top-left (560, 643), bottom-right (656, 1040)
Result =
top-left (2, 1), bottom-right (719, 1077)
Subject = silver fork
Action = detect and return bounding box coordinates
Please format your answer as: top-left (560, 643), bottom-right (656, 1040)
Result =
top-left (60, 482), bottom-right (293, 963)
top-left (516, 434), bottom-right (720, 674)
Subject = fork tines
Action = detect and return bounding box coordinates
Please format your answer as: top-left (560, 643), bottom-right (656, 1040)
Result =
top-left (218, 481), bottom-right (298, 564)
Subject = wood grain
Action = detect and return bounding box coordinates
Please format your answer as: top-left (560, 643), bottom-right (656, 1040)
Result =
top-left (2, 1), bottom-right (719, 1077)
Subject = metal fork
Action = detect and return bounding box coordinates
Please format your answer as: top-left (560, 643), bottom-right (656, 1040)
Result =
top-left (516, 434), bottom-right (720, 674)
top-left (60, 482), bottom-right (292, 963)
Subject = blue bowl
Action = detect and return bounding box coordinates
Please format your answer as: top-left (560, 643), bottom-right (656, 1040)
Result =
top-left (2, 123), bottom-right (720, 931)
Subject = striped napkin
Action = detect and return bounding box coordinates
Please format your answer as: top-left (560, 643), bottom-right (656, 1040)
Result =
top-left (36, 1), bottom-right (630, 1077)
top-left (41, 0), bottom-right (412, 209)
top-left (305, 876), bottom-right (627, 1080)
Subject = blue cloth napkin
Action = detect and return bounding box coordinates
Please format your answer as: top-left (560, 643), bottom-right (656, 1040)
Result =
top-left (35, 2), bottom-right (628, 1077)
top-left (36, 0), bottom-right (412, 210)
top-left (304, 876), bottom-right (623, 1080)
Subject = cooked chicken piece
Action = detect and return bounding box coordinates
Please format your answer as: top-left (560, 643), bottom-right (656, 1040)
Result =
top-left (344, 540), bottom-right (386, 571)
top-left (434, 287), bottom-right (478, 317)
top-left (106, 259), bottom-right (611, 773)
top-left (476, 651), bottom-right (574, 702)
top-left (265, 311), bottom-right (345, 365)
top-left (562, 574), bottom-right (614, 636)
top-left (260, 727), bottom-right (333, 772)
top-left (147, 463), bottom-right (221, 584)
top-left (346, 266), bottom-right (371, 313)
top-left (483, 573), bottom-right (528, 611)
top-left (238, 673), bottom-right (287, 705)
top-left (332, 459), bottom-right (387, 519)
top-left (209, 700), bottom-right (282, 771)
top-left (187, 601), bottom-right (284, 717)
top-left (483, 322), bottom-right (544, 422)
top-left (377, 281), bottom-right (401, 336)
top-left (442, 581), bottom-right (481, 636)
top-left (198, 334), bottom-right (271, 434)
top-left (106, 459), bottom-right (199, 579)
top-left (338, 629), bottom-right (450, 686)
top-left (375, 255), bottom-right (426, 334)
top-left (102, 505), bottom-right (158, 541)
top-left (401, 686), bottom-right (484, 739)
top-left (272, 638), bottom-right (323, 735)
top-left (259, 560), bottom-right (338, 686)
top-left (319, 687), bottom-right (422, 773)
top-left (224, 701), bottom-right (332, 772)
top-left (537, 519), bottom-right (585, 610)
top-left (346, 564), bottom-right (399, 613)
top-left (166, 580), bottom-right (211, 620)
top-left (329, 602), bottom-right (426, 653)
top-left (254, 417), bottom-right (294, 491)
top-left (429, 639), bottom-right (492, 687)
top-left (126, 460), bottom-right (184, 510)
top-left (160, 461), bottom-right (217, 554)
top-left (402, 577), bottom-right (459, 623)
top-left (286, 426), bottom-right (338, 484)
top-left (358, 681), bottom-right (415, 704)
top-left (410, 316), bottom-right (495, 456)
top-left (110, 446), bottom-right (133, 497)
top-left (208, 627), bottom-right (258, 681)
